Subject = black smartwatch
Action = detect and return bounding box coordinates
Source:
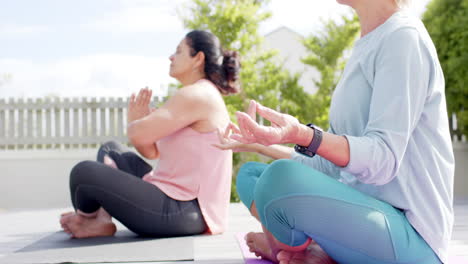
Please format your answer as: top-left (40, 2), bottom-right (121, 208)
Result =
top-left (294, 123), bottom-right (323, 157)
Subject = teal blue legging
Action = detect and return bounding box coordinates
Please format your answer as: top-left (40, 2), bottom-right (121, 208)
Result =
top-left (237, 160), bottom-right (441, 264)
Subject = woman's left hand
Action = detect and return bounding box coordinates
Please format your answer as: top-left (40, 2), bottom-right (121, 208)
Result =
top-left (213, 122), bottom-right (258, 153)
top-left (231, 100), bottom-right (301, 146)
top-left (128, 87), bottom-right (153, 123)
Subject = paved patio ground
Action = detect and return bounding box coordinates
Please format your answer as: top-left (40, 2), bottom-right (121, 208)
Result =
top-left (0, 201), bottom-right (467, 264)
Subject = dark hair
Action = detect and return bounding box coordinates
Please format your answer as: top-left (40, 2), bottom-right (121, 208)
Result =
top-left (185, 30), bottom-right (240, 95)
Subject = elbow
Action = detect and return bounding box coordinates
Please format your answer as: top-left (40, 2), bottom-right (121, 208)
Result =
top-left (354, 135), bottom-right (401, 186)
top-left (360, 170), bottom-right (396, 186)
top-left (337, 156), bottom-right (350, 168)
top-left (352, 147), bottom-right (399, 186)
top-left (142, 151), bottom-right (159, 160)
top-left (373, 146), bottom-right (400, 185)
top-left (152, 152), bottom-right (160, 159)
top-left (359, 158), bottom-right (399, 186)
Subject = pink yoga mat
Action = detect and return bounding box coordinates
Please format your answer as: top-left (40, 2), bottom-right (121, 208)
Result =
top-left (448, 255), bottom-right (468, 264)
top-left (236, 233), bottom-right (468, 264)
top-left (236, 233), bottom-right (273, 264)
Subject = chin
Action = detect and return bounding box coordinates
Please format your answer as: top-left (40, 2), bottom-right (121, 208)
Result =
top-left (169, 69), bottom-right (176, 78)
top-left (336, 0), bottom-right (352, 6)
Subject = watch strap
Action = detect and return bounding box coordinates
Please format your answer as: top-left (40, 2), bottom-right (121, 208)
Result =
top-left (294, 123), bottom-right (322, 157)
top-left (307, 125), bottom-right (322, 155)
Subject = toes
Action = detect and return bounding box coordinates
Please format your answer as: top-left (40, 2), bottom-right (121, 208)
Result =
top-left (245, 231), bottom-right (261, 240)
top-left (60, 216), bottom-right (69, 226)
top-left (103, 155), bottom-right (118, 169)
top-left (61, 221), bottom-right (72, 235)
top-left (61, 211), bottom-right (73, 217)
top-left (246, 240), bottom-right (256, 252)
top-left (60, 212), bottom-right (76, 226)
top-left (277, 250), bottom-right (293, 261)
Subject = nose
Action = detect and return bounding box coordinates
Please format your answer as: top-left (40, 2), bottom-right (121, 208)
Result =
top-left (169, 54), bottom-right (174, 61)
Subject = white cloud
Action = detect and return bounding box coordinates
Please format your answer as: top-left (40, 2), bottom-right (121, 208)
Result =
top-left (408, 1), bottom-right (431, 17)
top-left (0, 0), bottom-right (434, 100)
top-left (0, 55), bottom-right (174, 98)
top-left (117, 0), bottom-right (186, 8)
top-left (83, 2), bottom-right (185, 34)
top-left (0, 24), bottom-right (51, 37)
top-left (262, 1), bottom-right (352, 36)
top-left (263, 0), bottom-right (432, 36)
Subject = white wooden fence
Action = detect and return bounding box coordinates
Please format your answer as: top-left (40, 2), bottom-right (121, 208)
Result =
top-left (451, 113), bottom-right (467, 143)
top-left (0, 97), bottom-right (164, 150)
top-left (0, 97), bottom-right (466, 150)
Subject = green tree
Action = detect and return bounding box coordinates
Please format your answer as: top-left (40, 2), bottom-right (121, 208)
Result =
top-left (423, 0), bottom-right (468, 139)
top-left (182, 0), bottom-right (302, 116)
top-left (181, 1), bottom-right (363, 201)
top-left (299, 14), bottom-right (360, 129)
top-left (181, 0), bottom-right (305, 202)
top-left (183, 0), bottom-right (308, 201)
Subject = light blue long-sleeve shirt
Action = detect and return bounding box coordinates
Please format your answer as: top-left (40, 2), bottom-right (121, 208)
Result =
top-left (292, 12), bottom-right (454, 262)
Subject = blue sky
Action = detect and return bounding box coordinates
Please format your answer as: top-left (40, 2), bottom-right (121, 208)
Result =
top-left (0, 0), bottom-right (431, 98)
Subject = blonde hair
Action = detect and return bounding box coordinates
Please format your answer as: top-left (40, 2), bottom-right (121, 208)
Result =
top-left (395, 0), bottom-right (412, 8)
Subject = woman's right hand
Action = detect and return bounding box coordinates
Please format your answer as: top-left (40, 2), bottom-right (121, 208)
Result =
top-left (213, 122), bottom-right (258, 153)
top-left (232, 100), bottom-right (302, 146)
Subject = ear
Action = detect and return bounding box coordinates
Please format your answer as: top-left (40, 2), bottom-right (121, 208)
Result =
top-left (194, 51), bottom-right (205, 69)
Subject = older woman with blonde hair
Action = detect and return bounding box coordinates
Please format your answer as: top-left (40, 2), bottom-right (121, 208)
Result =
top-left (216, 0), bottom-right (453, 263)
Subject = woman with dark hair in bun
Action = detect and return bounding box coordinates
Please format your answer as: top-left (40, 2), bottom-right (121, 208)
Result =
top-left (59, 30), bottom-right (241, 238)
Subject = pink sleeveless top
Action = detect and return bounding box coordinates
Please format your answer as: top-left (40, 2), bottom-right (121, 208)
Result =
top-left (142, 127), bottom-right (233, 234)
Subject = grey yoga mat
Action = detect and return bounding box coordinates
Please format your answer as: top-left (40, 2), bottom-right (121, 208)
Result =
top-left (0, 230), bottom-right (194, 264)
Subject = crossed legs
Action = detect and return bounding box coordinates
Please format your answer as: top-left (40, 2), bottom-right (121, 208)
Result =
top-left (60, 141), bottom-right (207, 238)
top-left (236, 160), bottom-right (440, 264)
top-left (59, 142), bottom-right (131, 238)
top-left (237, 161), bottom-right (333, 264)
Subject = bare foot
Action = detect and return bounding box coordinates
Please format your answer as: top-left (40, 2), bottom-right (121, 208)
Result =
top-left (61, 211), bottom-right (74, 217)
top-left (103, 155), bottom-right (118, 169)
top-left (245, 232), bottom-right (278, 262)
top-left (61, 212), bottom-right (116, 238)
top-left (59, 211), bottom-right (75, 234)
top-left (277, 243), bottom-right (336, 264)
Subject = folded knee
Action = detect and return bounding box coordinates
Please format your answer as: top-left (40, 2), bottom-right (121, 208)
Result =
top-left (253, 159), bottom-right (320, 211)
top-left (100, 140), bottom-right (120, 150)
top-left (236, 161), bottom-right (267, 208)
top-left (236, 161), bottom-right (265, 185)
top-left (70, 160), bottom-right (100, 186)
top-left (97, 140), bottom-right (122, 162)
top-left (255, 159), bottom-right (297, 189)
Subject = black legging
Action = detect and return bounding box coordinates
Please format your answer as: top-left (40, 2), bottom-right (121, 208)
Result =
top-left (69, 141), bottom-right (207, 237)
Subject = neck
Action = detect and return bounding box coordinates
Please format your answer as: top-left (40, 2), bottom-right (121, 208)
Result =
top-left (179, 72), bottom-right (206, 87)
top-left (354, 1), bottom-right (400, 37)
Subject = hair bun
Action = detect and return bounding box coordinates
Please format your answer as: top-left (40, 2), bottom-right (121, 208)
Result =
top-left (222, 50), bottom-right (240, 84)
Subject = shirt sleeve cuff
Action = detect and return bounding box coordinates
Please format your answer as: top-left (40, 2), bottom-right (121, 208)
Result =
top-left (290, 151), bottom-right (304, 161)
top-left (342, 135), bottom-right (369, 177)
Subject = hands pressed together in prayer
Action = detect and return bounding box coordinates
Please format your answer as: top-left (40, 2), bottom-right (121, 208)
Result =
top-left (127, 87), bottom-right (156, 123)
